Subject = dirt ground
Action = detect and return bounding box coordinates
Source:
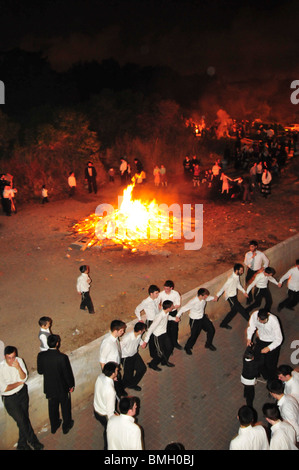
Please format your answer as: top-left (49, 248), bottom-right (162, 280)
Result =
top-left (1, 159), bottom-right (298, 372)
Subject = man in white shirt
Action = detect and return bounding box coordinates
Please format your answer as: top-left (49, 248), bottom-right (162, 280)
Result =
top-left (277, 364), bottom-right (299, 403)
top-left (68, 171), bottom-right (76, 197)
top-left (244, 240), bottom-right (269, 304)
top-left (76, 265), bottom-right (95, 314)
top-left (215, 263), bottom-right (249, 329)
top-left (93, 362), bottom-right (119, 450)
top-left (135, 285), bottom-right (160, 363)
top-left (121, 322), bottom-right (147, 392)
top-left (267, 378), bottom-right (299, 442)
top-left (262, 402), bottom-right (298, 450)
top-left (158, 280), bottom-right (182, 351)
top-left (142, 300), bottom-right (177, 371)
top-left (229, 405), bottom-right (269, 450)
top-left (176, 288), bottom-right (217, 355)
top-left (278, 259), bottom-right (299, 312)
top-left (135, 284), bottom-right (160, 326)
top-left (247, 308), bottom-right (283, 380)
top-left (246, 267), bottom-right (279, 313)
top-left (107, 396), bottom-right (143, 450)
top-left (99, 320), bottom-right (127, 397)
top-left (0, 346), bottom-right (44, 450)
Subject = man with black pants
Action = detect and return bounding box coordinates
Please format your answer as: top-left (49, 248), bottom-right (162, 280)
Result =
top-left (246, 267), bottom-right (279, 313)
top-left (278, 259), bottom-right (299, 312)
top-left (0, 346), bottom-right (44, 450)
top-left (120, 322), bottom-right (147, 391)
top-left (244, 240), bottom-right (269, 304)
top-left (158, 280), bottom-right (182, 351)
top-left (76, 265), bottom-right (95, 314)
top-left (84, 161), bottom-right (97, 194)
top-left (247, 309), bottom-right (283, 380)
top-left (176, 288), bottom-right (217, 355)
top-left (215, 263), bottom-right (249, 330)
top-left (142, 300), bottom-right (177, 371)
top-left (37, 334), bottom-right (75, 435)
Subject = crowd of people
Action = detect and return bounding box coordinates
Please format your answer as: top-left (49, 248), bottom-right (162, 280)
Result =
top-left (0, 238), bottom-right (298, 450)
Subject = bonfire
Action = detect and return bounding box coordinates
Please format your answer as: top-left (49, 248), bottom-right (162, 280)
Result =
top-left (72, 183), bottom-right (180, 251)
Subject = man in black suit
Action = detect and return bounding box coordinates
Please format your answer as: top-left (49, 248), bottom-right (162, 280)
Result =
top-left (37, 334), bottom-right (75, 434)
top-left (84, 161), bottom-right (97, 194)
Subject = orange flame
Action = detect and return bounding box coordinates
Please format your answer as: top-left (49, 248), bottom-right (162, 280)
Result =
top-left (72, 183), bottom-right (178, 250)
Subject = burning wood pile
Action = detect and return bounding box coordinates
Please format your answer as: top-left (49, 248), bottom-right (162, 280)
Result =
top-left (71, 183), bottom-right (181, 253)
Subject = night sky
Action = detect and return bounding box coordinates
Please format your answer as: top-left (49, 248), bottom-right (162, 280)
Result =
top-left (1, 0), bottom-right (299, 80)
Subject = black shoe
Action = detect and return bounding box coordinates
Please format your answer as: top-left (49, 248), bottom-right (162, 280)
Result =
top-left (51, 419), bottom-right (62, 434)
top-left (17, 443), bottom-right (32, 450)
top-left (127, 385), bottom-right (142, 391)
top-left (173, 344), bottom-right (183, 350)
top-left (63, 420), bottom-right (74, 435)
top-left (220, 324), bottom-right (232, 329)
top-left (205, 343), bottom-right (217, 351)
top-left (30, 440), bottom-right (44, 450)
top-left (147, 362), bottom-right (162, 372)
top-left (163, 361), bottom-right (175, 367)
top-left (184, 348), bottom-right (192, 355)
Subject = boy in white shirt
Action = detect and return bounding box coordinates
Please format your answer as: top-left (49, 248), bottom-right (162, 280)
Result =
top-left (76, 265), bottom-right (95, 314)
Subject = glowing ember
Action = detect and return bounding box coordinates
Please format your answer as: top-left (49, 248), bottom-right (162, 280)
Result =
top-left (72, 183), bottom-right (180, 250)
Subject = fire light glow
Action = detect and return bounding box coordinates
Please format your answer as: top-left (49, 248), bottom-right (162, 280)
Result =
top-left (72, 183), bottom-right (179, 251)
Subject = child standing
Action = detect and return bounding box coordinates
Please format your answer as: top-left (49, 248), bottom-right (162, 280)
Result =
top-left (68, 171), bottom-right (76, 197)
top-left (76, 265), bottom-right (95, 314)
top-left (192, 164), bottom-right (200, 187)
top-left (160, 165), bottom-right (167, 186)
top-left (241, 346), bottom-right (259, 408)
top-left (41, 185), bottom-right (49, 204)
top-left (38, 316), bottom-right (52, 352)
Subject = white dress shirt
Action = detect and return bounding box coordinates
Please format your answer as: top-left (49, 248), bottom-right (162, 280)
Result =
top-left (244, 250), bottom-right (269, 271)
top-left (143, 310), bottom-right (169, 342)
top-left (93, 373), bottom-right (116, 418)
top-left (177, 295), bottom-right (214, 320)
top-left (135, 296), bottom-right (160, 322)
top-left (277, 394), bottom-right (299, 441)
top-left (0, 357), bottom-right (28, 396)
top-left (99, 333), bottom-right (121, 365)
top-left (269, 420), bottom-right (298, 450)
top-left (229, 424), bottom-right (269, 450)
top-left (284, 371), bottom-right (299, 403)
top-left (107, 414), bottom-right (143, 450)
top-left (38, 327), bottom-right (50, 352)
top-left (246, 271), bottom-right (278, 293)
top-left (217, 272), bottom-right (246, 300)
top-left (120, 331), bottom-right (145, 359)
top-left (76, 273), bottom-right (91, 293)
top-left (279, 266), bottom-right (299, 292)
top-left (158, 289), bottom-right (181, 322)
top-left (247, 311), bottom-right (283, 351)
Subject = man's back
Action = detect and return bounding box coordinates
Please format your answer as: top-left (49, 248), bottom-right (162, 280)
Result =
top-left (37, 349), bottom-right (74, 398)
top-left (230, 424), bottom-right (269, 450)
top-left (107, 414), bottom-right (142, 450)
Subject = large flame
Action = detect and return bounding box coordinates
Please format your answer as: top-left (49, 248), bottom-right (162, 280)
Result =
top-left (72, 183), bottom-right (178, 251)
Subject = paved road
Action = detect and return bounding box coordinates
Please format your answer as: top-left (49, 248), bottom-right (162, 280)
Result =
top-left (23, 286), bottom-right (299, 451)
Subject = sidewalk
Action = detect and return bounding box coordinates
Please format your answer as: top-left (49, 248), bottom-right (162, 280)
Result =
top-left (33, 287), bottom-right (298, 451)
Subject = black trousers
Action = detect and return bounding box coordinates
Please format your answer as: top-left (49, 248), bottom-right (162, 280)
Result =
top-left (149, 333), bottom-right (172, 367)
top-left (48, 391), bottom-right (72, 432)
top-left (2, 385), bottom-right (38, 447)
top-left (167, 311), bottom-right (179, 349)
top-left (122, 353), bottom-right (147, 388)
top-left (220, 296), bottom-right (249, 327)
top-left (247, 287), bottom-right (273, 312)
top-left (87, 178), bottom-right (97, 194)
top-left (254, 339), bottom-right (281, 380)
top-left (185, 315), bottom-right (215, 351)
top-left (243, 385), bottom-right (255, 408)
top-left (94, 410), bottom-right (108, 450)
top-left (80, 291), bottom-right (94, 313)
top-left (279, 289), bottom-right (299, 310)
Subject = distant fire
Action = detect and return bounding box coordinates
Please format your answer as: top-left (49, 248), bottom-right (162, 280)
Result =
top-left (72, 183), bottom-right (179, 251)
